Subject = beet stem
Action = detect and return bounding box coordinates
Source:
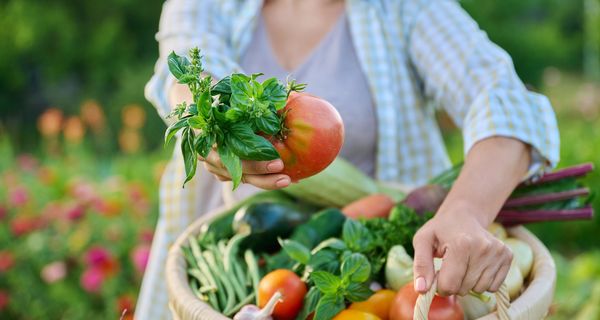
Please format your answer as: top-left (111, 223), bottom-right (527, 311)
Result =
top-left (522, 163), bottom-right (594, 186)
top-left (503, 188), bottom-right (590, 208)
top-left (496, 207), bottom-right (594, 225)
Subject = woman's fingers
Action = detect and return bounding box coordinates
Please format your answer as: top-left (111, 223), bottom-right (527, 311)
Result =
top-left (489, 251), bottom-right (513, 292)
top-left (437, 234), bottom-right (471, 296)
top-left (243, 174), bottom-right (291, 190)
top-left (201, 150), bottom-right (284, 175)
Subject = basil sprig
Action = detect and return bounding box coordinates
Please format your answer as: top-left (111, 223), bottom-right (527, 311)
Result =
top-left (164, 48), bottom-right (304, 188)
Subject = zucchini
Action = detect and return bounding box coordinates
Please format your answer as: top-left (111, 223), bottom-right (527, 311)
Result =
top-left (282, 158), bottom-right (380, 207)
top-left (233, 201), bottom-right (312, 252)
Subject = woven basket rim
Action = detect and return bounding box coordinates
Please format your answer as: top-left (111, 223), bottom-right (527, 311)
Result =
top-left (166, 207), bottom-right (556, 320)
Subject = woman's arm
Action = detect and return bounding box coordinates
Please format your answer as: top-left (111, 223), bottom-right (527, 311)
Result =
top-left (412, 137), bottom-right (528, 295)
top-left (401, 0), bottom-right (560, 294)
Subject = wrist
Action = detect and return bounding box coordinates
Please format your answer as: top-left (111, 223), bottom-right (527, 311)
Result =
top-left (436, 198), bottom-right (494, 227)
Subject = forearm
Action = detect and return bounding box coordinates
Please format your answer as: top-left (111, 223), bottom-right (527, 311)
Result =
top-left (437, 137), bottom-right (531, 227)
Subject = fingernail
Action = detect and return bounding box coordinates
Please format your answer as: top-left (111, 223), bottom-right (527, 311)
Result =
top-left (275, 177), bottom-right (290, 188)
top-left (267, 160), bottom-right (284, 173)
top-left (415, 277), bottom-right (427, 292)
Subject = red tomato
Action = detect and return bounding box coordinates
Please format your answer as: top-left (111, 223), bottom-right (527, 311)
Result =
top-left (342, 194), bottom-right (396, 219)
top-left (258, 269), bottom-right (307, 320)
top-left (389, 283), bottom-right (463, 320)
top-left (270, 92), bottom-right (344, 182)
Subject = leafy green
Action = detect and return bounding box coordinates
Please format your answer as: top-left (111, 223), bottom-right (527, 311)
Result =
top-left (165, 48), bottom-right (305, 188)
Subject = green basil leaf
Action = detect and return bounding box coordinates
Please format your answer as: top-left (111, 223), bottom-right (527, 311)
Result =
top-left (342, 219), bottom-right (374, 252)
top-left (194, 133), bottom-right (214, 159)
top-left (311, 271), bottom-right (340, 295)
top-left (197, 90), bottom-right (212, 118)
top-left (217, 144), bottom-right (242, 189)
top-left (230, 74), bottom-right (253, 111)
top-left (181, 128), bottom-right (197, 185)
top-left (187, 103), bottom-right (198, 115)
top-left (250, 79), bottom-right (263, 97)
top-left (167, 51), bottom-right (190, 82)
top-left (296, 287), bottom-right (322, 320)
top-left (278, 238), bottom-right (311, 265)
top-left (250, 72), bottom-right (264, 80)
top-left (262, 78), bottom-right (288, 110)
top-left (314, 293), bottom-right (345, 320)
top-left (341, 253), bottom-right (371, 282)
top-left (344, 282), bottom-right (374, 302)
top-left (225, 124), bottom-right (279, 161)
top-left (312, 238), bottom-right (347, 253)
top-left (254, 111), bottom-right (280, 135)
top-left (211, 76), bottom-right (231, 95)
top-left (225, 108), bottom-right (245, 122)
top-left (308, 250), bottom-right (340, 274)
top-left (164, 116), bottom-right (190, 146)
top-left (187, 116), bottom-right (206, 129)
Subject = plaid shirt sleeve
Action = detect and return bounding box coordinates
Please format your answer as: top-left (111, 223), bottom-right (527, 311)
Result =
top-left (144, 0), bottom-right (242, 122)
top-left (405, 0), bottom-right (560, 177)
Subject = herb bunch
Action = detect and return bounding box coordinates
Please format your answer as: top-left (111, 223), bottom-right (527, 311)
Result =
top-left (165, 48), bottom-right (304, 188)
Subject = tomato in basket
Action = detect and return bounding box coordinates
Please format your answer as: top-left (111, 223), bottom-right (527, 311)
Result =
top-left (389, 282), bottom-right (463, 320)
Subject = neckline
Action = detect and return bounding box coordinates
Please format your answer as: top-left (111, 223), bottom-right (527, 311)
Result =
top-left (259, 12), bottom-right (346, 74)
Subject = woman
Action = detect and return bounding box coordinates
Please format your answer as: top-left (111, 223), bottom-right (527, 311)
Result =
top-left (138, 0), bottom-right (559, 318)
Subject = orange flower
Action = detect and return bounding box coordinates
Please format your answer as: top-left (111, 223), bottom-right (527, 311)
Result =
top-left (63, 116), bottom-right (86, 143)
top-left (121, 104), bottom-right (146, 130)
top-left (37, 108), bottom-right (63, 137)
top-left (118, 129), bottom-right (141, 154)
top-left (80, 99), bottom-right (106, 132)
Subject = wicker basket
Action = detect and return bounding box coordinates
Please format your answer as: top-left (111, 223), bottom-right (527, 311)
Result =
top-left (166, 207), bottom-right (556, 320)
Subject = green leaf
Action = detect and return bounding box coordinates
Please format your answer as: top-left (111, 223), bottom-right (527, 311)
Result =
top-left (212, 76), bottom-right (231, 95)
top-left (344, 282), bottom-right (374, 302)
top-left (308, 250), bottom-right (340, 274)
top-left (312, 238), bottom-right (347, 253)
top-left (225, 108), bottom-right (245, 122)
top-left (278, 238), bottom-right (311, 265)
top-left (296, 287), bottom-right (322, 320)
top-left (217, 145), bottom-right (242, 189)
top-left (194, 133), bottom-right (214, 159)
top-left (167, 51), bottom-right (190, 82)
top-left (225, 124), bottom-right (279, 161)
top-left (262, 78), bottom-right (288, 110)
top-left (230, 74), bottom-right (253, 111)
top-left (197, 90), bottom-right (212, 117)
top-left (253, 111), bottom-right (280, 135)
top-left (311, 271), bottom-right (340, 295)
top-left (181, 128), bottom-right (197, 185)
top-left (164, 116), bottom-right (190, 146)
top-left (342, 219), bottom-right (374, 252)
top-left (187, 116), bottom-right (206, 129)
top-left (341, 253), bottom-right (371, 282)
top-left (314, 294), bottom-right (345, 320)
top-left (250, 79), bottom-right (263, 97)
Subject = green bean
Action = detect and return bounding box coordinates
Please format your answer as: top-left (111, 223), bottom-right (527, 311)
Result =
top-left (188, 239), bottom-right (226, 310)
top-left (244, 250), bottom-right (261, 305)
top-left (187, 269), bottom-right (218, 308)
top-left (232, 257), bottom-right (248, 289)
top-left (204, 250), bottom-right (237, 313)
top-left (209, 244), bottom-right (247, 303)
top-left (224, 292), bottom-right (256, 317)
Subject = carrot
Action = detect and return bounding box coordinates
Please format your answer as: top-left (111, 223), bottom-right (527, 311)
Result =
top-left (341, 194), bottom-right (396, 219)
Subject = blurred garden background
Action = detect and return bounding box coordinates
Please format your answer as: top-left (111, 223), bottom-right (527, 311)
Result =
top-left (0, 0), bottom-right (599, 319)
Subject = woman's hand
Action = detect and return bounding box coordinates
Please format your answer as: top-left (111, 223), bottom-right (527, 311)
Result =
top-left (412, 207), bottom-right (513, 296)
top-left (412, 136), bottom-right (531, 296)
top-left (200, 150), bottom-right (291, 190)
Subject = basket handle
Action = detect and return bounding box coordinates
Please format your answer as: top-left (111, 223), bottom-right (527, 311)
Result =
top-left (414, 277), bottom-right (511, 320)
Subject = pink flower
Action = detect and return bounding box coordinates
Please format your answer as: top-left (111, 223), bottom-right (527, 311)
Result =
top-left (17, 154), bottom-right (38, 172)
top-left (8, 187), bottom-right (28, 207)
top-left (0, 251), bottom-right (14, 272)
top-left (139, 229), bottom-right (154, 244)
top-left (70, 180), bottom-right (98, 204)
top-left (85, 247), bottom-right (111, 267)
top-left (0, 290), bottom-right (9, 311)
top-left (131, 244), bottom-right (150, 274)
top-left (41, 261), bottom-right (67, 284)
top-left (80, 267), bottom-right (104, 293)
top-left (65, 203), bottom-right (85, 221)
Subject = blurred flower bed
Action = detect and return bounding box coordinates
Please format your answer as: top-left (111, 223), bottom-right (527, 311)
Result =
top-left (0, 104), bottom-right (167, 319)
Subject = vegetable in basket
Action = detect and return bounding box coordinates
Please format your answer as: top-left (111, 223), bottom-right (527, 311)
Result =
top-left (165, 48), bottom-right (344, 188)
top-left (258, 269), bottom-right (307, 320)
top-left (389, 282), bottom-right (464, 320)
top-left (234, 291), bottom-right (282, 320)
top-left (347, 289), bottom-right (396, 320)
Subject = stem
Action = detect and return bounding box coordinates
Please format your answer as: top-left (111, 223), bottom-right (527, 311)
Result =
top-left (258, 291), bottom-right (283, 318)
top-left (496, 207), bottom-right (593, 224)
top-left (503, 188), bottom-right (590, 208)
top-left (522, 163), bottom-right (594, 186)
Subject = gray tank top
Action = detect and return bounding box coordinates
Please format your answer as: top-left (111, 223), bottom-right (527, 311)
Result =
top-left (240, 13), bottom-right (378, 177)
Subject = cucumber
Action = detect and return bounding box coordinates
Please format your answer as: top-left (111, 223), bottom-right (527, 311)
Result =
top-left (282, 158), bottom-right (381, 207)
